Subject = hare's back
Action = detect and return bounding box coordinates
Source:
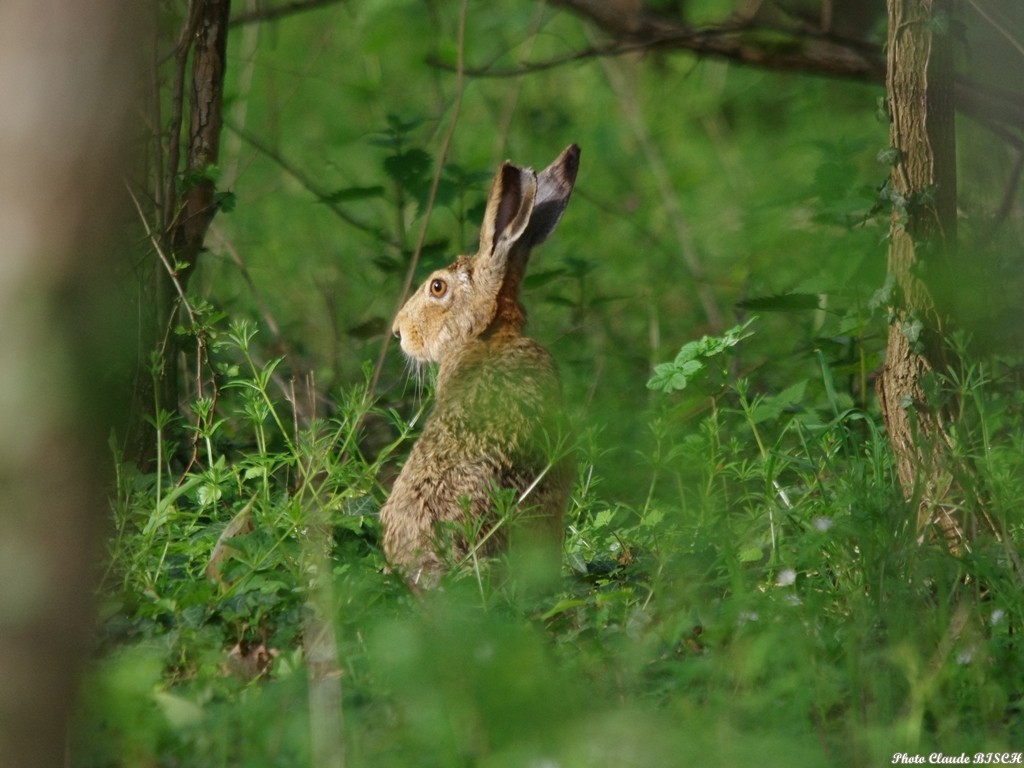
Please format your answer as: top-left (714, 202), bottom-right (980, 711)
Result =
top-left (439, 337), bottom-right (562, 430)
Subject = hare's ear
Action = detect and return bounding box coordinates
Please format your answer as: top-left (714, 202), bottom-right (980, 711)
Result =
top-left (478, 162), bottom-right (538, 258)
top-left (523, 144), bottom-right (580, 247)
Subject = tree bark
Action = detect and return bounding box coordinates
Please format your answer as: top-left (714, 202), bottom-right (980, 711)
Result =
top-left (176, 0), bottom-right (232, 281)
top-left (876, 0), bottom-right (965, 548)
top-left (124, 0), bottom-right (232, 471)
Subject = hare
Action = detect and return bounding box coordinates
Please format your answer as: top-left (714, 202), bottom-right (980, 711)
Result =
top-left (380, 144), bottom-right (580, 587)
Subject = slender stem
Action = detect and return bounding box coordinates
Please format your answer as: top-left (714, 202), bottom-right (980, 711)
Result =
top-left (366, 0), bottom-right (470, 405)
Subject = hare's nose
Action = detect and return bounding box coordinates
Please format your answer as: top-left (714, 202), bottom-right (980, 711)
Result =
top-left (392, 326), bottom-right (401, 340)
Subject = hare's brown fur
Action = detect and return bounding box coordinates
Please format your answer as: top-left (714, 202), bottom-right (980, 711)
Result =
top-left (380, 145), bottom-right (580, 586)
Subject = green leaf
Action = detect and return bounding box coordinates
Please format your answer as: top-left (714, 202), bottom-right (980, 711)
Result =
top-left (876, 146), bottom-right (900, 166)
top-left (592, 508), bottom-right (616, 529)
top-left (198, 483), bottom-right (223, 507)
top-left (869, 273), bottom-right (895, 311)
top-left (928, 10), bottom-right (950, 35)
top-left (342, 495), bottom-right (378, 517)
top-left (750, 379), bottom-right (807, 424)
top-left (563, 257), bottom-right (597, 279)
top-left (647, 358), bottom-right (704, 393)
top-left (406, 175), bottom-right (457, 214)
top-left (738, 545), bottom-right (764, 563)
top-left (674, 340), bottom-right (705, 365)
top-left (523, 268), bottom-right (568, 290)
top-left (640, 507), bottom-right (665, 528)
top-left (383, 148), bottom-right (431, 187)
top-left (215, 190), bottom-right (236, 213)
top-left (243, 466), bottom-right (266, 481)
top-left (736, 293), bottom-right (820, 312)
top-left (647, 318), bottom-right (757, 392)
top-left (385, 113), bottom-right (424, 134)
top-left (541, 597), bottom-right (589, 620)
top-left (347, 317), bottom-right (388, 340)
top-left (901, 315), bottom-right (923, 344)
top-left (145, 474), bottom-right (204, 536)
top-left (815, 349), bottom-right (842, 417)
top-left (322, 185), bottom-right (386, 204)
top-left (153, 691), bottom-right (204, 730)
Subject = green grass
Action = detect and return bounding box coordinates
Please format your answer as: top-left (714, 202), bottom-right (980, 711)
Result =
top-left (74, 313), bottom-right (1024, 767)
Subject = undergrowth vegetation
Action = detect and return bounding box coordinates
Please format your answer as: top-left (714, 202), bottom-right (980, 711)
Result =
top-left (76, 307), bottom-right (1024, 766)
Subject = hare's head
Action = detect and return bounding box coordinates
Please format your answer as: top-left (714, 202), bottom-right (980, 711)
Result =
top-left (393, 144), bottom-right (580, 364)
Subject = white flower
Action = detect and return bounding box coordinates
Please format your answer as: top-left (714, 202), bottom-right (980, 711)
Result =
top-left (813, 517), bottom-right (833, 532)
top-left (776, 568), bottom-right (797, 587)
top-left (991, 608), bottom-right (1005, 625)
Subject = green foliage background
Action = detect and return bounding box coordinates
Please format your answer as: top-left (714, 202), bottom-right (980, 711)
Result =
top-left (78, 2), bottom-right (1024, 766)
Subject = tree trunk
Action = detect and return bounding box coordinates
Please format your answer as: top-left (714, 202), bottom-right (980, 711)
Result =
top-left (876, 0), bottom-right (965, 548)
top-left (175, 0), bottom-right (232, 279)
top-left (124, 0), bottom-right (232, 471)
top-left (0, 2), bottom-right (142, 767)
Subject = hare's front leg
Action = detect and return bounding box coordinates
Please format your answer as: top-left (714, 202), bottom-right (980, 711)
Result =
top-left (380, 450), bottom-right (499, 585)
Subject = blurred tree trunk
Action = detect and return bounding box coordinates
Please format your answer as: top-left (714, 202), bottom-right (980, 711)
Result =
top-left (0, 2), bottom-right (142, 767)
top-left (125, 0), bottom-right (232, 471)
top-left (876, 0), bottom-right (966, 548)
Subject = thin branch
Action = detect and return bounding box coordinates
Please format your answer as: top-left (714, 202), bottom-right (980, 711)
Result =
top-left (225, 120), bottom-right (402, 250)
top-left (125, 181), bottom-right (196, 327)
top-left (426, 41), bottom-right (627, 79)
top-left (595, 45), bottom-right (724, 328)
top-left (553, 0), bottom-right (885, 77)
top-left (429, 5), bottom-right (1024, 144)
top-left (229, 0), bottom-right (346, 27)
top-left (129, 177), bottom-right (218, 463)
top-left (428, 14), bottom-right (885, 83)
top-left (955, 75), bottom-right (1024, 144)
top-left (208, 224), bottom-right (326, 421)
top-left (208, 225), bottom-right (284, 342)
top-left (366, 0), bottom-right (470, 405)
top-left (494, 1), bottom-right (550, 164)
top-left (965, 0), bottom-right (1024, 60)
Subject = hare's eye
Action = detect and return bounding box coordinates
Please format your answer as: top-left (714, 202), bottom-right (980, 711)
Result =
top-left (429, 278), bottom-right (448, 298)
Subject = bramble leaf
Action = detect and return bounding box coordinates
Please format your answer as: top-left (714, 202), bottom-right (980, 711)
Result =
top-left (647, 318), bottom-right (757, 392)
